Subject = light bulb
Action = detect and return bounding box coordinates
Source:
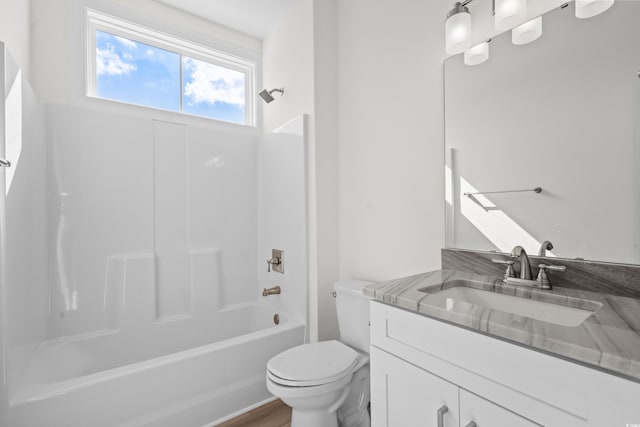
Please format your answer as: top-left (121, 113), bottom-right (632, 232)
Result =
top-left (464, 41), bottom-right (489, 65)
top-left (512, 16), bottom-right (542, 45)
top-left (495, 0), bottom-right (527, 31)
top-left (446, 3), bottom-right (472, 55)
top-left (575, 0), bottom-right (614, 18)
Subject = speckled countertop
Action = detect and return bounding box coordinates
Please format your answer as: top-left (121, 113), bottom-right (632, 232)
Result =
top-left (364, 269), bottom-right (640, 382)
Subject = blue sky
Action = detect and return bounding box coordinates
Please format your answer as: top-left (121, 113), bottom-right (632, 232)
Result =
top-left (95, 31), bottom-right (245, 124)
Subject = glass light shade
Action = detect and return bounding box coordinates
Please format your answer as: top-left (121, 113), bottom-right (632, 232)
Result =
top-left (464, 42), bottom-right (489, 65)
top-left (495, 0), bottom-right (527, 31)
top-left (575, 0), bottom-right (614, 18)
top-left (446, 10), bottom-right (472, 55)
top-left (512, 16), bottom-right (542, 45)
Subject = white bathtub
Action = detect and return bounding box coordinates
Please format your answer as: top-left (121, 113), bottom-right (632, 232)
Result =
top-left (9, 302), bottom-right (305, 427)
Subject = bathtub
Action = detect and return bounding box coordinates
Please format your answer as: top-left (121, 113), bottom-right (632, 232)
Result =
top-left (9, 302), bottom-right (305, 427)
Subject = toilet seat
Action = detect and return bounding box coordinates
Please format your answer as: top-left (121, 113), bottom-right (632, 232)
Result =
top-left (266, 370), bottom-right (354, 400)
top-left (267, 341), bottom-right (359, 387)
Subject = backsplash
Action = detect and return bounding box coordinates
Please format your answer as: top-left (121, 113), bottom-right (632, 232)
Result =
top-left (442, 248), bottom-right (640, 299)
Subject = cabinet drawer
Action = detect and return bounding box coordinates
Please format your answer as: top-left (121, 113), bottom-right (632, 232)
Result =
top-left (460, 389), bottom-right (540, 427)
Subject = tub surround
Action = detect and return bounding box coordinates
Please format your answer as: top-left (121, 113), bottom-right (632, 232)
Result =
top-left (10, 303), bottom-right (304, 427)
top-left (364, 267), bottom-right (640, 383)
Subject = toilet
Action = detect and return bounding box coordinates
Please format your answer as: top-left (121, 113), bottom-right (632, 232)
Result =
top-left (266, 280), bottom-right (372, 427)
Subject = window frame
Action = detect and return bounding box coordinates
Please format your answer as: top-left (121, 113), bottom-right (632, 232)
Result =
top-left (86, 8), bottom-right (257, 126)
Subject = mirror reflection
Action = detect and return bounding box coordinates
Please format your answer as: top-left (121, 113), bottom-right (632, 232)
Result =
top-left (444, 2), bottom-right (640, 264)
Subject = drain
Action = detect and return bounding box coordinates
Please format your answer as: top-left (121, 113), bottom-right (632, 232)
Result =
top-left (273, 313), bottom-right (280, 325)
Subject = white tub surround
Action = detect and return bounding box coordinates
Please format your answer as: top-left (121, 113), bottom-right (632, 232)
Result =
top-left (1, 50), bottom-right (309, 424)
top-left (11, 302), bottom-right (304, 427)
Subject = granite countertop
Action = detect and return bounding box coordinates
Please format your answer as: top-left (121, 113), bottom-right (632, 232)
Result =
top-left (364, 269), bottom-right (640, 383)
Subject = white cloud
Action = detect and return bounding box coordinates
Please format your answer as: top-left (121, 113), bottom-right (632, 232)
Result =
top-left (146, 49), bottom-right (155, 57)
top-left (96, 44), bottom-right (137, 76)
top-left (115, 36), bottom-right (137, 50)
top-left (183, 58), bottom-right (245, 107)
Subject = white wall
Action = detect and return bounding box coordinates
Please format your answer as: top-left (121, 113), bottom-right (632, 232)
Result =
top-left (0, 0), bottom-right (30, 79)
top-left (336, 0), bottom-right (449, 284)
top-left (262, 0), bottom-right (314, 136)
top-left (262, 0), bottom-right (342, 341)
top-left (262, 0), bottom-right (326, 340)
top-left (311, 0), bottom-right (340, 341)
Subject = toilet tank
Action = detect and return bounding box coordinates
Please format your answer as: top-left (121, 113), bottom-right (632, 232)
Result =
top-left (334, 280), bottom-right (373, 353)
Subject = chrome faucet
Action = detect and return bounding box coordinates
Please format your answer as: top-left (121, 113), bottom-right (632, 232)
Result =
top-left (510, 245), bottom-right (532, 279)
top-left (538, 240), bottom-right (554, 256)
top-left (503, 245), bottom-right (566, 290)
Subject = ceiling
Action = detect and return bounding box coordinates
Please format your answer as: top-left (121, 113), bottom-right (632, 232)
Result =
top-left (155, 0), bottom-right (297, 39)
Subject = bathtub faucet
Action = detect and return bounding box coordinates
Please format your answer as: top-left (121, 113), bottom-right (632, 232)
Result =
top-left (262, 285), bottom-right (281, 297)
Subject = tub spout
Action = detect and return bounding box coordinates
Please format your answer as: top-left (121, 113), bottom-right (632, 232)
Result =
top-left (262, 285), bottom-right (281, 297)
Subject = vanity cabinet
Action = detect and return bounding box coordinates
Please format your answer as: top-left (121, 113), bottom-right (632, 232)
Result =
top-left (370, 301), bottom-right (640, 427)
top-left (372, 347), bottom-right (537, 427)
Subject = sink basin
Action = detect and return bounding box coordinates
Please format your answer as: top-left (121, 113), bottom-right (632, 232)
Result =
top-left (420, 286), bottom-right (598, 327)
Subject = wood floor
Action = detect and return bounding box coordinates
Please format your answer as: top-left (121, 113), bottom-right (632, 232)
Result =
top-left (216, 399), bottom-right (292, 427)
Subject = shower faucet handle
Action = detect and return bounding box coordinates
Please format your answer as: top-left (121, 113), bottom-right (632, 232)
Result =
top-left (266, 249), bottom-right (284, 274)
top-left (266, 257), bottom-right (280, 272)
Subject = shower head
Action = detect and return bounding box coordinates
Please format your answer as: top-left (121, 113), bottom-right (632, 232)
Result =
top-left (259, 87), bottom-right (284, 103)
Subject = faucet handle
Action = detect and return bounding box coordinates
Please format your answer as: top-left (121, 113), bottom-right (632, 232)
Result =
top-left (536, 264), bottom-right (566, 290)
top-left (538, 263), bottom-right (567, 272)
top-left (492, 258), bottom-right (516, 279)
top-left (267, 257), bottom-right (281, 272)
top-left (266, 249), bottom-right (284, 274)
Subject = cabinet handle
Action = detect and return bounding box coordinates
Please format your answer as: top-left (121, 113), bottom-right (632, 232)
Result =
top-left (465, 422), bottom-right (477, 427)
top-left (437, 405), bottom-right (448, 427)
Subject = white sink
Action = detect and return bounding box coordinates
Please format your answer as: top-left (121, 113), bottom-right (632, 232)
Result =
top-left (420, 287), bottom-right (598, 327)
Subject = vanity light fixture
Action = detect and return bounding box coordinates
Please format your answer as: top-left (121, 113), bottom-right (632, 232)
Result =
top-left (494, 0), bottom-right (527, 31)
top-left (575, 0), bottom-right (614, 18)
top-left (464, 40), bottom-right (490, 65)
top-left (446, 1), bottom-right (473, 55)
top-left (447, 0), bottom-right (614, 66)
top-left (512, 16), bottom-right (542, 45)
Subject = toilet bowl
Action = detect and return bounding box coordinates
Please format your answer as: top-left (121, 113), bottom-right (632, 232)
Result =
top-left (266, 280), bottom-right (372, 427)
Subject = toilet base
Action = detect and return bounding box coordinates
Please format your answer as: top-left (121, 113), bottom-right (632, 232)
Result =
top-left (338, 365), bottom-right (370, 427)
top-left (268, 374), bottom-right (352, 427)
top-left (291, 408), bottom-right (339, 427)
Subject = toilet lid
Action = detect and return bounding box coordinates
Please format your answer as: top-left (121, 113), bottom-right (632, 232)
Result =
top-left (267, 341), bottom-right (359, 386)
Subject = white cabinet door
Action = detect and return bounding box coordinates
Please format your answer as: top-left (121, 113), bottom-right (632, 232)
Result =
top-left (371, 347), bottom-right (459, 427)
top-left (460, 389), bottom-right (540, 427)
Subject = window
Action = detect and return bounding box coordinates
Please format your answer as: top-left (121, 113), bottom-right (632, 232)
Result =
top-left (86, 9), bottom-right (256, 126)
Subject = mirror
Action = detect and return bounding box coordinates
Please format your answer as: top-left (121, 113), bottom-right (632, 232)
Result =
top-left (444, 2), bottom-right (640, 265)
